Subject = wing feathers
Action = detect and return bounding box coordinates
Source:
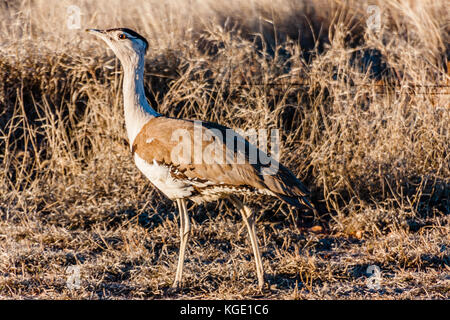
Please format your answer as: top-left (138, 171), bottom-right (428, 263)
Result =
top-left (132, 117), bottom-right (313, 208)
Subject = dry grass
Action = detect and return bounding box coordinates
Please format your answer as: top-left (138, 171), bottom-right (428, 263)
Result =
top-left (0, 0), bottom-right (449, 299)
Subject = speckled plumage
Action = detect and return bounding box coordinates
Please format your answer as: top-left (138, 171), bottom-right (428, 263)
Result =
top-left (131, 116), bottom-right (313, 209)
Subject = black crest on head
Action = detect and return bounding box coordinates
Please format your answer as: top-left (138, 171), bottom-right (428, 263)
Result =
top-left (107, 28), bottom-right (149, 53)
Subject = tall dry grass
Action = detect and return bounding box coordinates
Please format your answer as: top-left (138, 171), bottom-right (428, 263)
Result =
top-left (0, 0), bottom-right (448, 299)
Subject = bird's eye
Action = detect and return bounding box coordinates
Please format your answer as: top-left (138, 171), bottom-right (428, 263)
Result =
top-left (118, 33), bottom-right (127, 40)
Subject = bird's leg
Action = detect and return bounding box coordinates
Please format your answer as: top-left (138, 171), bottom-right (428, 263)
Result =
top-left (229, 195), bottom-right (265, 290)
top-left (173, 198), bottom-right (191, 289)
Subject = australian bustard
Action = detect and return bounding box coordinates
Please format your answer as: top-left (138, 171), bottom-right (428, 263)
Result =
top-left (87, 28), bottom-right (315, 290)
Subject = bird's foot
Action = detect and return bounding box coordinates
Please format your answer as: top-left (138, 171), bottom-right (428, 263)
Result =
top-left (257, 283), bottom-right (266, 293)
top-left (256, 279), bottom-right (268, 293)
top-left (165, 281), bottom-right (182, 295)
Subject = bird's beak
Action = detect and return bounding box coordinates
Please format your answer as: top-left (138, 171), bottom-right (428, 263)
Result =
top-left (86, 29), bottom-right (108, 40)
top-left (86, 28), bottom-right (103, 34)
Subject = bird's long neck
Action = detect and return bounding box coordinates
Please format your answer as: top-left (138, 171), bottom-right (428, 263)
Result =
top-left (122, 53), bottom-right (159, 146)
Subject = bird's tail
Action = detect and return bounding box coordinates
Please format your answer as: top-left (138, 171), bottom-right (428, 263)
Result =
top-left (275, 193), bottom-right (316, 212)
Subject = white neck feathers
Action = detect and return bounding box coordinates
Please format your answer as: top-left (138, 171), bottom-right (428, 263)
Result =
top-left (122, 52), bottom-right (159, 146)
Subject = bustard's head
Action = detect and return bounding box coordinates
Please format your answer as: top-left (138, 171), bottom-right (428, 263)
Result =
top-left (87, 28), bottom-right (149, 65)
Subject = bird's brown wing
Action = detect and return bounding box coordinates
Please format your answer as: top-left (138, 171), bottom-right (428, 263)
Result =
top-left (132, 117), bottom-right (313, 209)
